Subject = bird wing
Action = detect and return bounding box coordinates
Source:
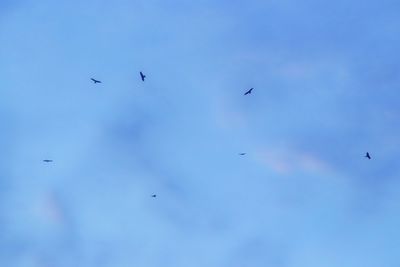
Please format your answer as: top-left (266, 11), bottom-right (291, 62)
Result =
top-left (244, 88), bottom-right (253, 95)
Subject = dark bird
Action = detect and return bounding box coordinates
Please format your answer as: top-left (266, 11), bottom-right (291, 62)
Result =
top-left (365, 152), bottom-right (371, 159)
top-left (140, 72), bottom-right (146, 81)
top-left (43, 159), bottom-right (53, 163)
top-left (151, 194), bottom-right (157, 198)
top-left (239, 153), bottom-right (246, 155)
top-left (91, 78), bottom-right (101, 83)
top-left (244, 88), bottom-right (254, 95)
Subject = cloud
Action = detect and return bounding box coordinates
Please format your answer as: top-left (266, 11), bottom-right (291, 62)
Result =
top-left (255, 146), bottom-right (331, 175)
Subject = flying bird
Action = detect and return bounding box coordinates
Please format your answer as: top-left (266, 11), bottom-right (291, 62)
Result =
top-left (140, 72), bottom-right (146, 81)
top-left (244, 88), bottom-right (254, 95)
top-left (91, 78), bottom-right (101, 83)
top-left (151, 194), bottom-right (157, 198)
top-left (239, 153), bottom-right (246, 155)
top-left (43, 159), bottom-right (53, 163)
top-left (365, 152), bottom-right (371, 159)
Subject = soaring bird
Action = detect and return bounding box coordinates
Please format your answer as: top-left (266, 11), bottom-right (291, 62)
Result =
top-left (43, 159), bottom-right (53, 163)
top-left (140, 72), bottom-right (146, 81)
top-left (244, 88), bottom-right (253, 95)
top-left (151, 194), bottom-right (157, 198)
top-left (239, 153), bottom-right (246, 155)
top-left (365, 152), bottom-right (371, 159)
top-left (91, 78), bottom-right (101, 83)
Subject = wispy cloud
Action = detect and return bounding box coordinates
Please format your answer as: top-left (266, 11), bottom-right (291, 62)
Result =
top-left (255, 147), bottom-right (331, 174)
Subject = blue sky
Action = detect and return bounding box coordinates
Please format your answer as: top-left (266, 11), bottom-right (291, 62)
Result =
top-left (1, 0), bottom-right (400, 266)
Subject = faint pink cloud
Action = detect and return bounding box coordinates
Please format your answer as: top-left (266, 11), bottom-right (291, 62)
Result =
top-left (36, 192), bottom-right (65, 224)
top-left (256, 147), bottom-right (331, 175)
top-left (276, 60), bottom-right (350, 83)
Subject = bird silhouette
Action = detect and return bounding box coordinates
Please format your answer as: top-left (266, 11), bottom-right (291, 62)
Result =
top-left (140, 72), bottom-right (146, 81)
top-left (91, 78), bottom-right (101, 83)
top-left (365, 152), bottom-right (371, 159)
top-left (151, 194), bottom-right (157, 198)
top-left (239, 153), bottom-right (246, 155)
top-left (43, 159), bottom-right (53, 163)
top-left (244, 88), bottom-right (253, 95)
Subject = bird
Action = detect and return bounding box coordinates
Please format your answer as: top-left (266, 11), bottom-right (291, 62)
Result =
top-left (239, 153), bottom-right (246, 155)
top-left (91, 78), bottom-right (101, 83)
top-left (140, 71), bottom-right (146, 81)
top-left (151, 194), bottom-right (157, 198)
top-left (365, 152), bottom-right (371, 159)
top-left (43, 159), bottom-right (53, 163)
top-left (244, 88), bottom-right (253, 95)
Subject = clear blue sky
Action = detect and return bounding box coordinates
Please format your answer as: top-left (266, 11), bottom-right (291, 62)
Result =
top-left (1, 0), bottom-right (400, 266)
